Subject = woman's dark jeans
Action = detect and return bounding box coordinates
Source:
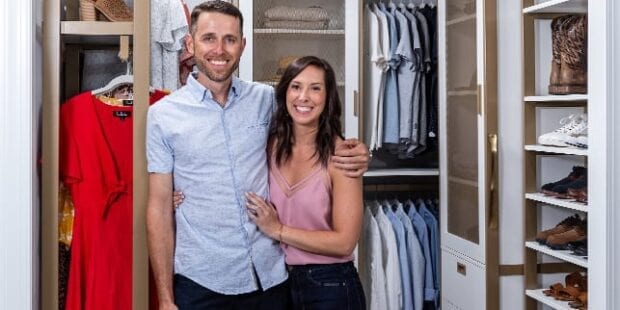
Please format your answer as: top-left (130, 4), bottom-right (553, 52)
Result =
top-left (288, 261), bottom-right (366, 310)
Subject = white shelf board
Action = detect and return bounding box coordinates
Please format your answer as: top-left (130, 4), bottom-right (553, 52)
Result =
top-left (254, 28), bottom-right (345, 35)
top-left (364, 169), bottom-right (440, 177)
top-left (525, 289), bottom-right (573, 310)
top-left (446, 14), bottom-right (476, 26)
top-left (524, 145), bottom-right (588, 156)
top-left (258, 80), bottom-right (345, 87)
top-left (525, 241), bottom-right (588, 268)
top-left (526, 193), bottom-right (588, 213)
top-left (523, 0), bottom-right (587, 15)
top-left (61, 21), bottom-right (133, 35)
top-left (524, 94), bottom-right (588, 102)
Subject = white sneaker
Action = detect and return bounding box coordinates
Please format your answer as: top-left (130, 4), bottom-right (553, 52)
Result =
top-left (538, 114), bottom-right (587, 147)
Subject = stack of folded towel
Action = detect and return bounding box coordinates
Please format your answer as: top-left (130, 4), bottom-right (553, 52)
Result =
top-left (263, 5), bottom-right (329, 30)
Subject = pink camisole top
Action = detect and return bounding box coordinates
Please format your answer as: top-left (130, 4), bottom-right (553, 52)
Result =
top-left (269, 156), bottom-right (354, 265)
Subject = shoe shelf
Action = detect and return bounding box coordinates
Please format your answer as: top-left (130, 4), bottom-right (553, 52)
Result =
top-left (524, 145), bottom-right (588, 156)
top-left (364, 168), bottom-right (440, 177)
top-left (523, 0), bottom-right (587, 15)
top-left (254, 28), bottom-right (345, 35)
top-left (526, 193), bottom-right (588, 213)
top-left (446, 13), bottom-right (476, 27)
top-left (524, 94), bottom-right (588, 102)
top-left (60, 21), bottom-right (133, 36)
top-left (525, 289), bottom-right (574, 310)
top-left (525, 241), bottom-right (588, 268)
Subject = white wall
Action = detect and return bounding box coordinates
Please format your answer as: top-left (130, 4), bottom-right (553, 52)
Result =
top-left (0, 0), bottom-right (40, 308)
top-left (496, 1), bottom-right (525, 309)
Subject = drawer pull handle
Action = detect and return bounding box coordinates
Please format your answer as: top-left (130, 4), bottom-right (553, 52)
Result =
top-left (457, 262), bottom-right (467, 276)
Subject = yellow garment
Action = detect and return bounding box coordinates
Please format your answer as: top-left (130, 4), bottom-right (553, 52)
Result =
top-left (58, 183), bottom-right (75, 247)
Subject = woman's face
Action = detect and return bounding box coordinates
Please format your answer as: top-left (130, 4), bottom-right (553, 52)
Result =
top-left (285, 65), bottom-right (327, 128)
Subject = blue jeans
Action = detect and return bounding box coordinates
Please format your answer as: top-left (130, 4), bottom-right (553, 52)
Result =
top-left (173, 274), bottom-right (290, 310)
top-left (288, 262), bottom-right (366, 310)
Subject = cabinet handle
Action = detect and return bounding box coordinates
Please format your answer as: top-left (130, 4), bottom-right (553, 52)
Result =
top-left (457, 262), bottom-right (467, 276)
top-left (476, 84), bottom-right (482, 115)
top-left (488, 133), bottom-right (498, 230)
top-left (353, 90), bottom-right (359, 117)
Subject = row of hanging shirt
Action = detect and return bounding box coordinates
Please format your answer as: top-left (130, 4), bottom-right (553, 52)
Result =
top-left (360, 197), bottom-right (440, 310)
top-left (364, 1), bottom-right (438, 159)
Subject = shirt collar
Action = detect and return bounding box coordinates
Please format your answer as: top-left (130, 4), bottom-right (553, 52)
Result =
top-left (186, 73), bottom-right (241, 105)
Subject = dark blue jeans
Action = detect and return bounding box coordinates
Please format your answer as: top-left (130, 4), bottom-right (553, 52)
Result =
top-left (288, 262), bottom-right (366, 310)
top-left (174, 274), bottom-right (290, 310)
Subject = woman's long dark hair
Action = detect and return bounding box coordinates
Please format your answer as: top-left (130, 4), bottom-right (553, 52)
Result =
top-left (270, 56), bottom-right (344, 167)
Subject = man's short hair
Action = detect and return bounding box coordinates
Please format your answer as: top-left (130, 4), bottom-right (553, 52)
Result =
top-left (190, 1), bottom-right (244, 36)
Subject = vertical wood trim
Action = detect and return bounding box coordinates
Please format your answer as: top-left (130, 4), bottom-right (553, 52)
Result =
top-left (483, 0), bottom-right (500, 308)
top-left (133, 0), bottom-right (150, 308)
top-left (42, 0), bottom-right (61, 307)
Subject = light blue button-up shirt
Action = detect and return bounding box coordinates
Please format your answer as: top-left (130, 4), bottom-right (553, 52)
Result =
top-left (146, 74), bottom-right (287, 294)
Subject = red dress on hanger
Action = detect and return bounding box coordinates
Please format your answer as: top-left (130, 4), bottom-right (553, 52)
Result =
top-left (60, 90), bottom-right (166, 309)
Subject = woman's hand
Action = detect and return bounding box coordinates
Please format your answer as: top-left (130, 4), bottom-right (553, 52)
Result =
top-left (245, 192), bottom-right (282, 241)
top-left (172, 191), bottom-right (184, 209)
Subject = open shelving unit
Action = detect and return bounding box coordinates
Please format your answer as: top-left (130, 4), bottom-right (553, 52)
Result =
top-left (42, 1), bottom-right (150, 308)
top-left (522, 0), bottom-right (589, 309)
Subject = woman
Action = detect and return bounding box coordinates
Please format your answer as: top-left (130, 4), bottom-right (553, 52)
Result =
top-left (176, 56), bottom-right (365, 309)
top-left (247, 56), bottom-right (365, 309)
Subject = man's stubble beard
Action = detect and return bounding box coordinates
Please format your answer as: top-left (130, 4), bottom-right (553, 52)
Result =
top-left (195, 57), bottom-right (240, 83)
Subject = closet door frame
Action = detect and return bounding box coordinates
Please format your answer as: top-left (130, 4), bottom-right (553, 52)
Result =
top-left (438, 1), bottom-right (499, 308)
top-left (438, 0), bottom-right (498, 266)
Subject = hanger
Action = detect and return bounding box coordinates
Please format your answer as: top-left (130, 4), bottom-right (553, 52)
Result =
top-left (92, 57), bottom-right (134, 96)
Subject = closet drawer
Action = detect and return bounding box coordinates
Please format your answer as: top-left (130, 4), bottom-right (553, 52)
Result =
top-left (441, 249), bottom-right (486, 310)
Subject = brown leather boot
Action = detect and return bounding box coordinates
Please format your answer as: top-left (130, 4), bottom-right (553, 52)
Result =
top-left (548, 16), bottom-right (565, 94)
top-left (557, 15), bottom-right (587, 94)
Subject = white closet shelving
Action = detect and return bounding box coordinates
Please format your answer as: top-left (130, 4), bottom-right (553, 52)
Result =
top-left (522, 0), bottom-right (589, 309)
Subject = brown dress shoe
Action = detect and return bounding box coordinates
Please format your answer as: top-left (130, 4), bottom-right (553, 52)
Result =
top-left (547, 224), bottom-right (587, 250)
top-left (535, 214), bottom-right (582, 244)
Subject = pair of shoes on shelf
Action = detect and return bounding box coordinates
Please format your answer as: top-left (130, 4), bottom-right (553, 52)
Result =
top-left (548, 14), bottom-right (588, 95)
top-left (535, 214), bottom-right (582, 244)
top-left (538, 114), bottom-right (588, 148)
top-left (79, 0), bottom-right (132, 22)
top-left (543, 271), bottom-right (587, 307)
top-left (535, 214), bottom-right (586, 250)
top-left (546, 219), bottom-right (587, 250)
top-left (540, 166), bottom-right (587, 198)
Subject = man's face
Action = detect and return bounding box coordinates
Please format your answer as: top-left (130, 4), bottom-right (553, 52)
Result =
top-left (187, 12), bottom-right (245, 83)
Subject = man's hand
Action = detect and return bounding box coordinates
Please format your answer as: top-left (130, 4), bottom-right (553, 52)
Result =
top-left (332, 138), bottom-right (370, 178)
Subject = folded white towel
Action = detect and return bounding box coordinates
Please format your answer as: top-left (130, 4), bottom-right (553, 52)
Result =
top-left (264, 19), bottom-right (328, 30)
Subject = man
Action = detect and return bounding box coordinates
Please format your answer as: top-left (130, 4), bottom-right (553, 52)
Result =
top-left (146, 2), bottom-right (369, 309)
